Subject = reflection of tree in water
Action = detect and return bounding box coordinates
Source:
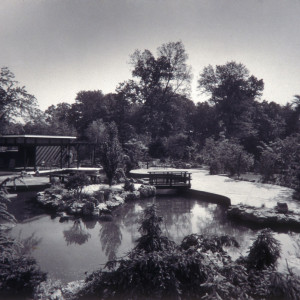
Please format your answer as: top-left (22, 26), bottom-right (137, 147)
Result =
top-left (99, 221), bottom-right (122, 261)
top-left (63, 220), bottom-right (91, 245)
top-left (82, 218), bottom-right (97, 230)
top-left (290, 232), bottom-right (300, 259)
top-left (153, 196), bottom-right (193, 243)
top-left (195, 203), bottom-right (254, 253)
top-left (114, 201), bottom-right (146, 244)
top-left (115, 196), bottom-right (194, 244)
top-left (15, 230), bottom-right (42, 256)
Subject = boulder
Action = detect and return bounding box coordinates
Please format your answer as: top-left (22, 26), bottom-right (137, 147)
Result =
top-left (276, 202), bottom-right (288, 214)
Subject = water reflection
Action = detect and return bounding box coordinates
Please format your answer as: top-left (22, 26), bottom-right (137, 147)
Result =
top-left (99, 221), bottom-right (122, 261)
top-left (63, 220), bottom-right (91, 245)
top-left (15, 231), bottom-right (43, 256)
top-left (83, 218), bottom-right (97, 230)
top-left (8, 192), bottom-right (300, 282)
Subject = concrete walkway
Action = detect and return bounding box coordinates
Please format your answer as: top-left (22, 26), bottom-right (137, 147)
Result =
top-left (131, 168), bottom-right (299, 210)
top-left (2, 167), bottom-right (298, 210)
top-left (0, 167), bottom-right (101, 189)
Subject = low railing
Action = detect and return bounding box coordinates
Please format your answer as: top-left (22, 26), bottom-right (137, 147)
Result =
top-left (148, 171), bottom-right (191, 189)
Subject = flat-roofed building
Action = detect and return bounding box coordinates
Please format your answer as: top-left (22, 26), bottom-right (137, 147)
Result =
top-left (0, 135), bottom-right (77, 170)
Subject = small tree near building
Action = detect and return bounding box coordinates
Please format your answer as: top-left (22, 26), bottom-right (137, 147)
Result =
top-left (99, 122), bottom-right (123, 186)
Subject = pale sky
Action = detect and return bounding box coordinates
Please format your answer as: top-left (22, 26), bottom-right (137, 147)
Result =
top-left (0, 0), bottom-right (299, 110)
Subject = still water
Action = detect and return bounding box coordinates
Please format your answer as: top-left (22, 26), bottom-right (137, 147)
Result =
top-left (8, 192), bottom-right (300, 283)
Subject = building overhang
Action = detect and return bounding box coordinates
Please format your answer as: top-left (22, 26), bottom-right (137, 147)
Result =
top-left (0, 135), bottom-right (77, 147)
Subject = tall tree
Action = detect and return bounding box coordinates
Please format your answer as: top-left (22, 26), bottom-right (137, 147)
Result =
top-left (191, 101), bottom-right (220, 145)
top-left (70, 91), bottom-right (116, 136)
top-left (197, 62), bottom-right (264, 141)
top-left (44, 102), bottom-right (77, 135)
top-left (0, 67), bottom-right (38, 134)
top-left (118, 41), bottom-right (192, 138)
top-left (285, 94), bottom-right (300, 136)
top-left (254, 101), bottom-right (286, 144)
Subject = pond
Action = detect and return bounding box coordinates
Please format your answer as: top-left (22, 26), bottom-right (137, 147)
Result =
top-left (8, 191), bottom-right (300, 283)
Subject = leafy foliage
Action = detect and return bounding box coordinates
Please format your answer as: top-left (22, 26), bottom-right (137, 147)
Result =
top-left (198, 61), bottom-right (263, 141)
top-left (246, 229), bottom-right (281, 270)
top-left (201, 137), bottom-right (254, 176)
top-left (63, 220), bottom-right (91, 246)
top-left (76, 205), bottom-right (298, 300)
top-left (180, 233), bottom-right (239, 253)
top-left (0, 176), bottom-right (46, 299)
top-left (134, 205), bottom-right (176, 253)
top-left (65, 172), bottom-right (91, 200)
top-left (0, 256), bottom-right (46, 297)
top-left (0, 67), bottom-right (38, 133)
top-left (118, 41), bottom-right (192, 138)
top-left (99, 122), bottom-right (123, 186)
top-left (0, 176), bottom-right (23, 258)
top-left (258, 134), bottom-right (300, 190)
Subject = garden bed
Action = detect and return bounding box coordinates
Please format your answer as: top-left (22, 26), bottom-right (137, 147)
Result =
top-left (36, 183), bottom-right (156, 221)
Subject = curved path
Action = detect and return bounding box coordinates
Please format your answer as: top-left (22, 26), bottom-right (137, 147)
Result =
top-left (131, 168), bottom-right (299, 210)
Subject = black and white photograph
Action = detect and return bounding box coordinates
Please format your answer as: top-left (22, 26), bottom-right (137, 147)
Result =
top-left (1, 0), bottom-right (300, 299)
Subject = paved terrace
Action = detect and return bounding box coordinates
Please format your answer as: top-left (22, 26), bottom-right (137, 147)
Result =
top-left (1, 167), bottom-right (299, 211)
top-left (0, 168), bottom-right (100, 190)
top-left (131, 168), bottom-right (299, 210)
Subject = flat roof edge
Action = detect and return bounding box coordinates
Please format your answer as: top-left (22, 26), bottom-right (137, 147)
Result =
top-left (1, 135), bottom-right (77, 139)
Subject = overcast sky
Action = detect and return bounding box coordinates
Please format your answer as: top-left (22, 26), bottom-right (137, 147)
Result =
top-left (1, 0), bottom-right (299, 110)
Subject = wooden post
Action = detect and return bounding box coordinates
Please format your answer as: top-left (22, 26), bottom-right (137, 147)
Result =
top-left (33, 145), bottom-right (37, 171)
top-left (23, 138), bottom-right (27, 170)
top-left (23, 147), bottom-right (27, 170)
top-left (76, 144), bottom-right (80, 168)
top-left (67, 144), bottom-right (70, 168)
top-left (93, 144), bottom-right (96, 165)
top-left (60, 145), bottom-right (63, 169)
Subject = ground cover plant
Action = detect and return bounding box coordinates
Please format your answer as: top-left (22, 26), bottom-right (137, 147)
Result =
top-left (76, 205), bottom-right (300, 300)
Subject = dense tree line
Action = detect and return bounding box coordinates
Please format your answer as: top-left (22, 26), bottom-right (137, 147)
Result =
top-left (1, 41), bottom-right (300, 189)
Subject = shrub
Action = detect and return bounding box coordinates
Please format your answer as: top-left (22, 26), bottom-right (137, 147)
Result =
top-left (134, 205), bottom-right (176, 252)
top-left (0, 256), bottom-right (46, 298)
top-left (123, 179), bottom-right (135, 192)
top-left (76, 206), bottom-right (298, 300)
top-left (65, 173), bottom-right (90, 200)
top-left (99, 122), bottom-right (123, 186)
top-left (180, 233), bottom-right (239, 253)
top-left (247, 229), bottom-right (281, 270)
top-left (77, 205), bottom-right (245, 300)
top-left (201, 137), bottom-right (254, 176)
top-left (258, 135), bottom-right (300, 189)
top-left (0, 176), bottom-right (47, 299)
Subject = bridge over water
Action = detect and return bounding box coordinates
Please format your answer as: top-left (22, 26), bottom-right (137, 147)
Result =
top-left (148, 171), bottom-right (191, 189)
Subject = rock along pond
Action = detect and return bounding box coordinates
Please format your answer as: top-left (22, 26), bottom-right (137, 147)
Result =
top-left (7, 190), bottom-right (300, 283)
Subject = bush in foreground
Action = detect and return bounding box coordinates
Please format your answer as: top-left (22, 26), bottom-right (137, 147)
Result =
top-left (0, 176), bottom-right (47, 299)
top-left (0, 256), bottom-right (46, 298)
top-left (76, 205), bottom-right (299, 300)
